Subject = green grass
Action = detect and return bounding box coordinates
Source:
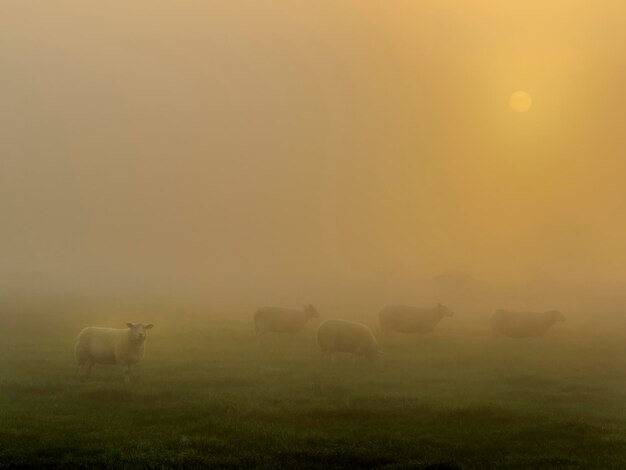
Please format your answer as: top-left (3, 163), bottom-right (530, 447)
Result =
top-left (1, 311), bottom-right (626, 469)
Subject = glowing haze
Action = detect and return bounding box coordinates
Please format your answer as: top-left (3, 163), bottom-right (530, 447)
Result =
top-left (1, 1), bottom-right (626, 299)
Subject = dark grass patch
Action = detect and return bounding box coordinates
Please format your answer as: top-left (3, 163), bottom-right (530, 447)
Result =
top-left (74, 386), bottom-right (182, 406)
top-left (311, 383), bottom-right (351, 398)
top-left (559, 383), bottom-right (606, 395)
top-left (284, 448), bottom-right (397, 468)
top-left (504, 374), bottom-right (558, 389)
top-left (195, 376), bottom-right (258, 388)
top-left (439, 405), bottom-right (517, 426)
top-left (77, 387), bottom-right (134, 403)
top-left (0, 382), bottom-right (65, 397)
top-left (307, 405), bottom-right (383, 421)
top-left (383, 463), bottom-right (465, 470)
top-left (546, 421), bottom-right (610, 441)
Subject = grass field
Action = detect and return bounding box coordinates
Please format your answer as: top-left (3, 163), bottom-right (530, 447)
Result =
top-left (1, 306), bottom-right (626, 469)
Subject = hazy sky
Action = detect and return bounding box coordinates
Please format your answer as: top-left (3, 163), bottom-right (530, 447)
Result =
top-left (2, 1), bottom-right (626, 292)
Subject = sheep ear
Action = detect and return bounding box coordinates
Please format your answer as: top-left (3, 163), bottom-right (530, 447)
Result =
top-left (145, 324), bottom-right (154, 330)
top-left (126, 323), bottom-right (134, 328)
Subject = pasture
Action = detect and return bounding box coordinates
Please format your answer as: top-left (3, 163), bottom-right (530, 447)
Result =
top-left (1, 303), bottom-right (626, 469)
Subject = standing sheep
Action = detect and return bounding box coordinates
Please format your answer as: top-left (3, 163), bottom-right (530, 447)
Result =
top-left (254, 304), bottom-right (319, 336)
top-left (379, 303), bottom-right (454, 334)
top-left (491, 310), bottom-right (565, 338)
top-left (75, 323), bottom-right (154, 382)
top-left (317, 319), bottom-right (381, 362)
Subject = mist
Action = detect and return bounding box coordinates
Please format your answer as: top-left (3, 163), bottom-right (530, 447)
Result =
top-left (2, 1), bottom-right (626, 311)
top-left (5, 3), bottom-right (626, 468)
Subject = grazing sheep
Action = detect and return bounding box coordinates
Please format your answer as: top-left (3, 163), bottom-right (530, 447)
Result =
top-left (379, 303), bottom-right (454, 335)
top-left (254, 304), bottom-right (319, 336)
top-left (491, 310), bottom-right (565, 338)
top-left (317, 319), bottom-right (381, 362)
top-left (75, 323), bottom-right (154, 382)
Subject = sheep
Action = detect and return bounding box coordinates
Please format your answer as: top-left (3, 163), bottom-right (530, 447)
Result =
top-left (317, 319), bottom-right (381, 363)
top-left (379, 303), bottom-right (454, 334)
top-left (254, 304), bottom-right (319, 336)
top-left (75, 323), bottom-right (154, 382)
top-left (491, 309), bottom-right (565, 338)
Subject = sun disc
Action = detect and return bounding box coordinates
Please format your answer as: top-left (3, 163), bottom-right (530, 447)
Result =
top-left (509, 91), bottom-right (532, 112)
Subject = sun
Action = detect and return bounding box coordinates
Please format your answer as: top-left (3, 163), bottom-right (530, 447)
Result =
top-left (509, 91), bottom-right (532, 112)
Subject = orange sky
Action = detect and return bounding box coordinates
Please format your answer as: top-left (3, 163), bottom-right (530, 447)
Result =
top-left (1, 1), bottom-right (626, 291)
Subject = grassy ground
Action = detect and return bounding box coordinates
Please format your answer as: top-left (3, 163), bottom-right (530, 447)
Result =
top-left (1, 309), bottom-right (626, 469)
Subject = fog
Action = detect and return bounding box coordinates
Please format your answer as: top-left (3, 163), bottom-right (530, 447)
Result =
top-left (2, 1), bottom-right (626, 312)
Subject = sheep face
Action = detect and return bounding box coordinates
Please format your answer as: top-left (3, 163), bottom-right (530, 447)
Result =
top-left (305, 304), bottom-right (320, 319)
top-left (126, 323), bottom-right (154, 343)
top-left (438, 303), bottom-right (454, 317)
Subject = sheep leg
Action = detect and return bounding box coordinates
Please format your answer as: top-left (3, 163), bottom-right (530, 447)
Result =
top-left (76, 358), bottom-right (92, 380)
top-left (75, 350), bottom-right (89, 379)
top-left (256, 330), bottom-right (267, 346)
top-left (123, 365), bottom-right (132, 383)
top-left (319, 350), bottom-right (327, 365)
top-left (75, 357), bottom-right (85, 379)
top-left (83, 359), bottom-right (93, 378)
top-left (75, 364), bottom-right (83, 380)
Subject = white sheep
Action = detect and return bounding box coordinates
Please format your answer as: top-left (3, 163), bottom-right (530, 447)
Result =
top-left (75, 323), bottom-right (154, 382)
top-left (317, 319), bottom-right (381, 362)
top-left (491, 309), bottom-right (565, 338)
top-left (254, 305), bottom-right (319, 336)
top-left (379, 303), bottom-right (454, 334)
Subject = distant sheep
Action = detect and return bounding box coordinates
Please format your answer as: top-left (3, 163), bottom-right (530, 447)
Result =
top-left (491, 310), bottom-right (565, 338)
top-left (379, 303), bottom-right (454, 334)
top-left (317, 319), bottom-right (381, 362)
top-left (254, 305), bottom-right (319, 336)
top-left (75, 323), bottom-right (154, 382)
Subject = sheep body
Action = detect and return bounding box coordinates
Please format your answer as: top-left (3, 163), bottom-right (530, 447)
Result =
top-left (254, 305), bottom-right (319, 335)
top-left (317, 319), bottom-right (380, 362)
top-left (491, 310), bottom-right (564, 338)
top-left (75, 323), bottom-right (153, 382)
top-left (379, 303), bottom-right (453, 334)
